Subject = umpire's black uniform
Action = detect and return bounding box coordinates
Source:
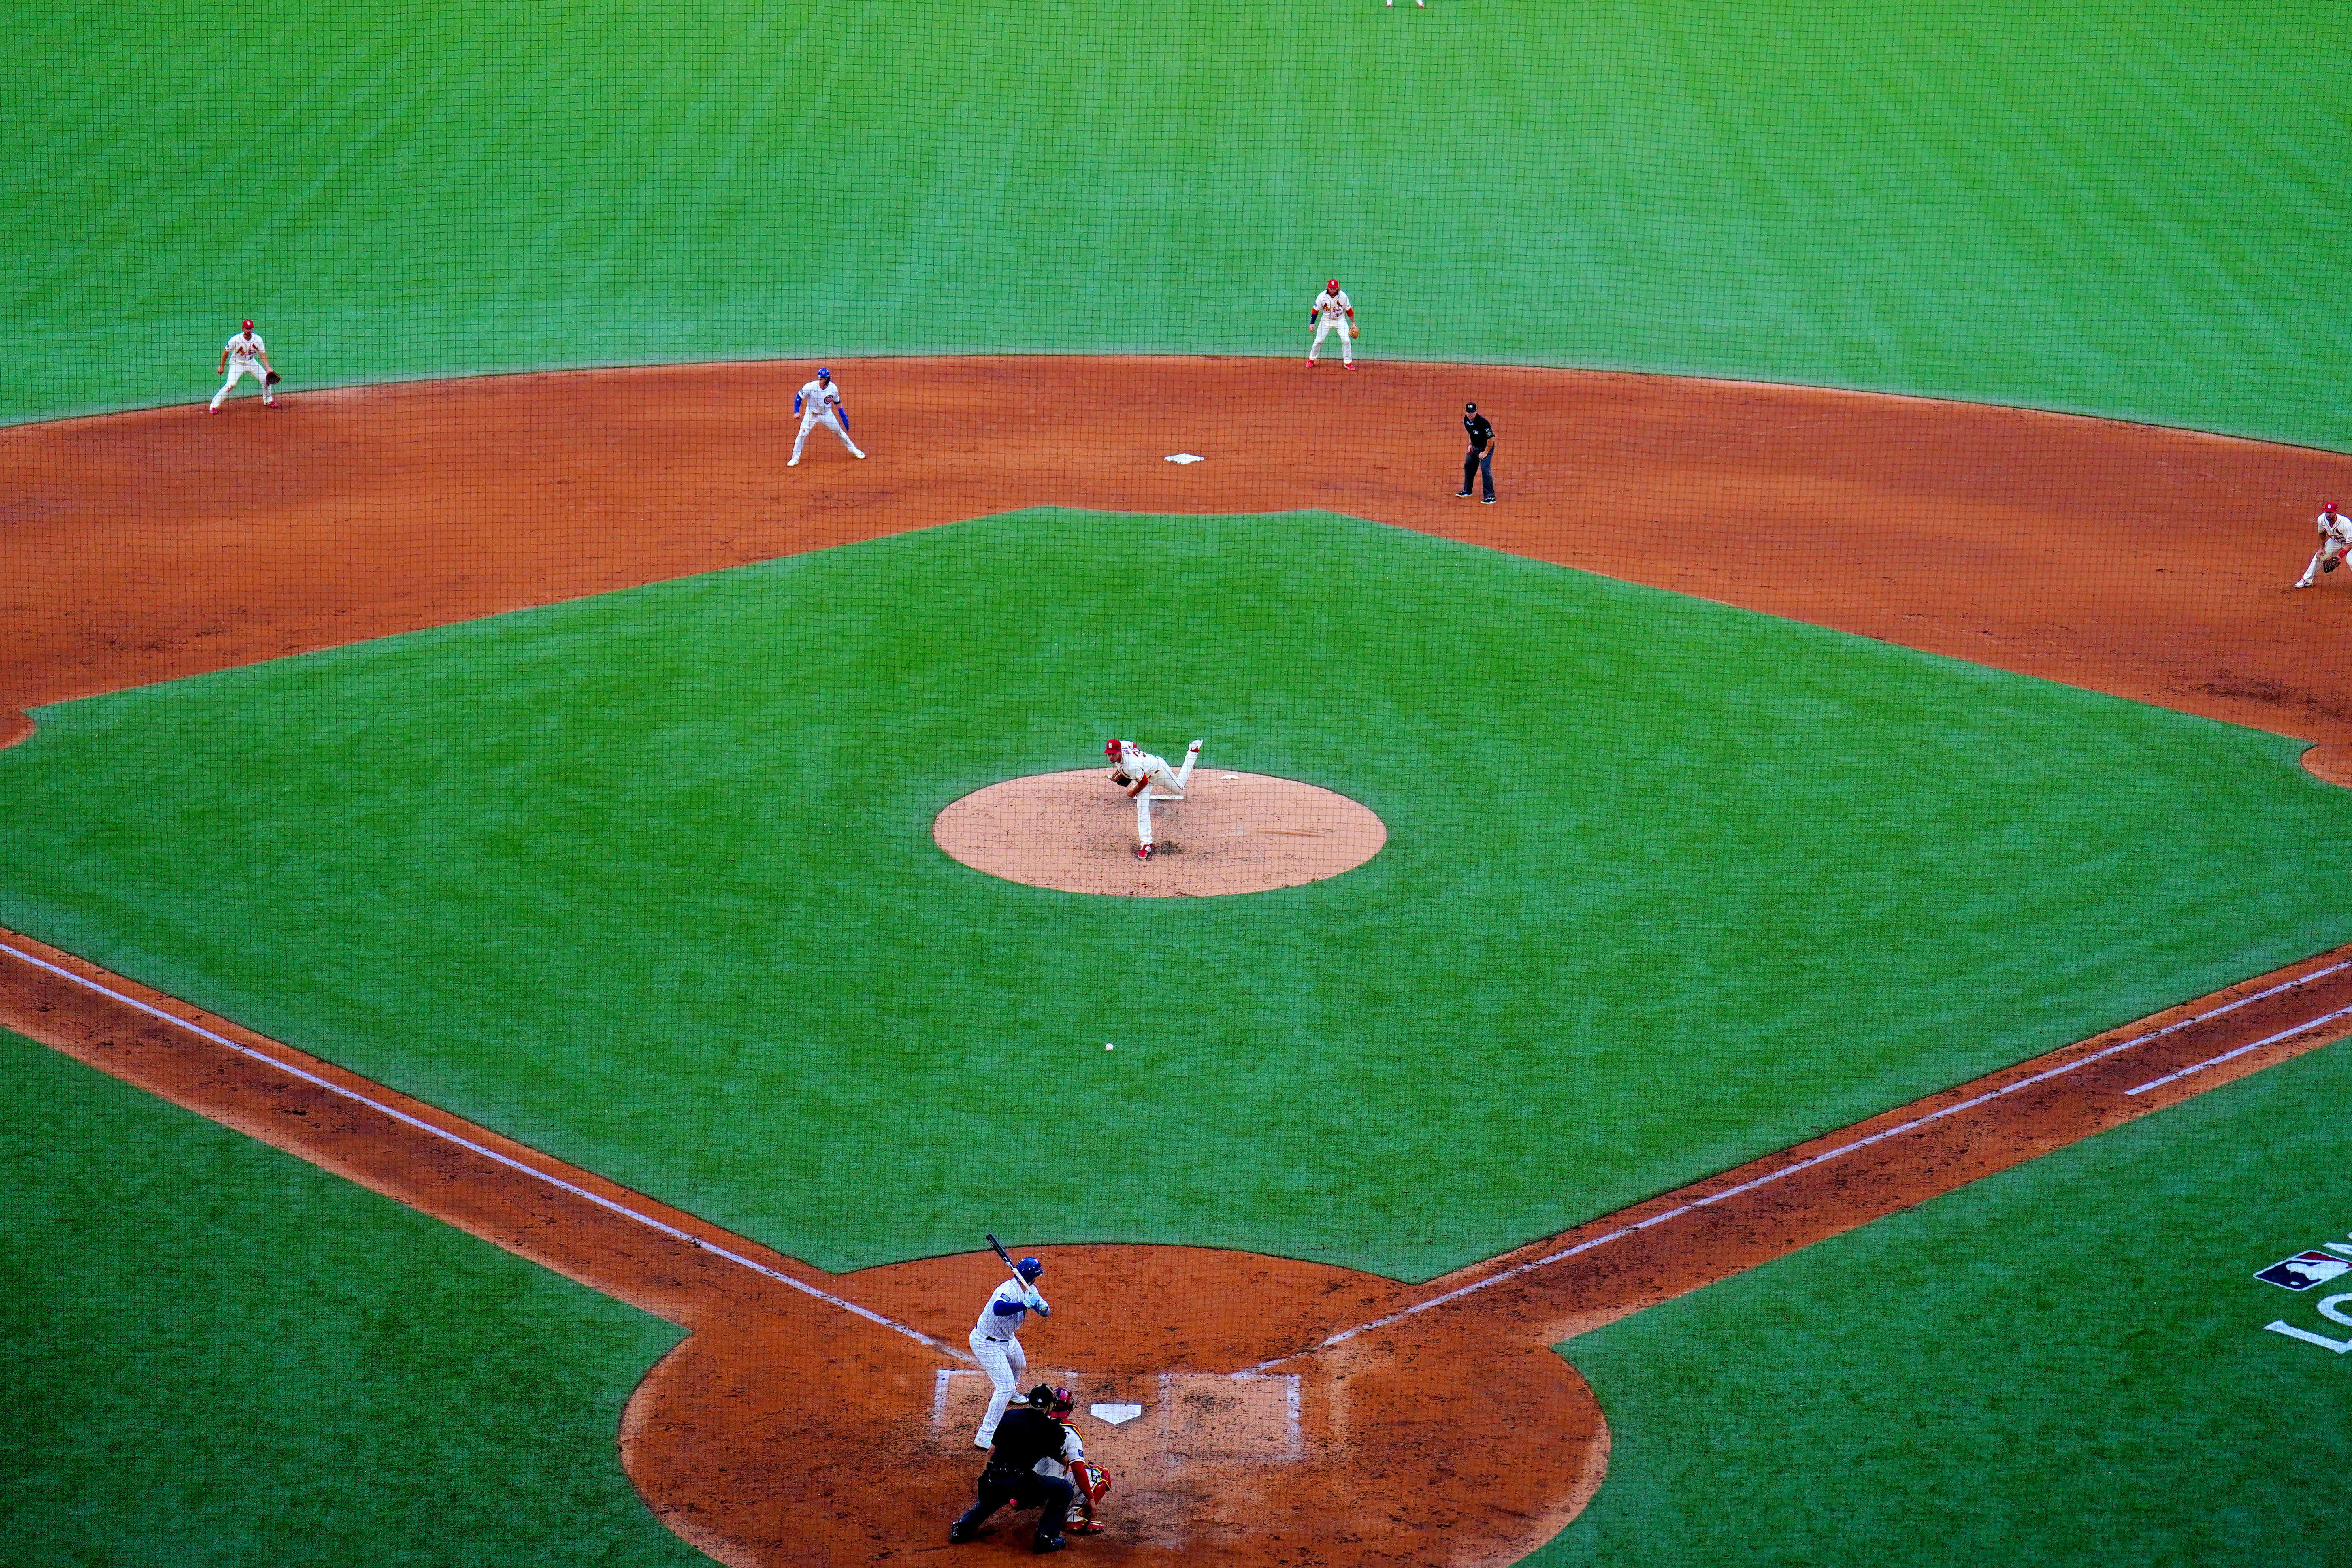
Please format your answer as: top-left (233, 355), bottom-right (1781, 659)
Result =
top-left (1461, 402), bottom-right (1497, 503)
top-left (950, 1406), bottom-right (1075, 1551)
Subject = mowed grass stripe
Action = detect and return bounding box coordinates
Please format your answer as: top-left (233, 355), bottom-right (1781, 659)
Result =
top-left (0, 511), bottom-right (2345, 1279)
top-left (6, 0), bottom-right (2350, 446)
top-left (0, 1031), bottom-right (703, 1567)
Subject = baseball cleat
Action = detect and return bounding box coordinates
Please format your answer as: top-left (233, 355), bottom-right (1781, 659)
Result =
top-left (1136, 844), bottom-right (1154, 861)
top-left (1070, 1520), bottom-right (1106, 1534)
top-left (787, 457), bottom-right (799, 466)
top-left (1033, 1540), bottom-right (1065, 1555)
top-left (853, 449), bottom-right (866, 458)
top-left (1456, 490), bottom-right (1472, 497)
top-left (1482, 496), bottom-right (1496, 504)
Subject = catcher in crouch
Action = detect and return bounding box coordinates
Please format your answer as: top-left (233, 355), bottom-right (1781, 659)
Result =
top-left (1106, 737), bottom-right (1203, 861)
top-left (1032, 1385), bottom-right (1112, 1535)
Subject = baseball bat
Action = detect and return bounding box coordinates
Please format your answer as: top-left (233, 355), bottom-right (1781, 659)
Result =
top-left (987, 1232), bottom-right (1021, 1278)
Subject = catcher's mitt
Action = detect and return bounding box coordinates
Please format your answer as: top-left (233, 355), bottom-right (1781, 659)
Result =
top-left (264, 369), bottom-right (281, 385)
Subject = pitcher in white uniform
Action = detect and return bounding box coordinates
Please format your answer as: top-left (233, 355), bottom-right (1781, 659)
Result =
top-left (970, 1255), bottom-right (1050, 1447)
top-left (211, 320), bottom-right (276, 412)
top-left (1106, 738), bottom-right (1203, 861)
top-left (789, 366), bottom-right (865, 464)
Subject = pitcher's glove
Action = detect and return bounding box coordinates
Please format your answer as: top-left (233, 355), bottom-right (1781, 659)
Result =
top-left (265, 370), bottom-right (281, 385)
top-left (1109, 771), bottom-right (1132, 787)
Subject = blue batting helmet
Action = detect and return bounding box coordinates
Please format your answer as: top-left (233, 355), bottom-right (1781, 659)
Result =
top-left (816, 366), bottom-right (831, 378)
top-left (1017, 1257), bottom-right (1044, 1281)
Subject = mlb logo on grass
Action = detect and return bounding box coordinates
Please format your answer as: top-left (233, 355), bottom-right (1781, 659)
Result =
top-left (2255, 1251), bottom-right (2351, 1291)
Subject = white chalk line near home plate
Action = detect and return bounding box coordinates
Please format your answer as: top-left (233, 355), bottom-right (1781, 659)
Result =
top-left (1246, 955), bottom-right (2352, 1371)
top-left (932, 1369), bottom-right (1301, 1458)
top-left (0, 939), bottom-right (972, 1362)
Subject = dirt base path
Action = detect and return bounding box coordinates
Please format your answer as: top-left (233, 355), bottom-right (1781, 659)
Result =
top-left (6, 928), bottom-right (2349, 1566)
top-left (6, 359), bottom-right (2352, 1564)
top-left (5, 358), bottom-right (2350, 756)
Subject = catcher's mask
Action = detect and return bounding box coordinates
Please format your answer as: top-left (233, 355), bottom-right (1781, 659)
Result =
top-left (1028, 1385), bottom-right (1076, 1415)
top-left (1017, 1256), bottom-right (1044, 1281)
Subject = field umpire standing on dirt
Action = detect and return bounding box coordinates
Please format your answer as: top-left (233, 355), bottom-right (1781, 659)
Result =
top-left (950, 1385), bottom-right (1077, 1553)
top-left (1459, 402), bottom-right (1497, 503)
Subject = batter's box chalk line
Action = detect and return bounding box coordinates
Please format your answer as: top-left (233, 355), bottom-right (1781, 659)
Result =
top-left (931, 1369), bottom-right (1301, 1460)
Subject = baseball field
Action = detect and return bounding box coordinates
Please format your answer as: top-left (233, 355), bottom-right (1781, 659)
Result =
top-left (8, 2), bottom-right (2352, 1564)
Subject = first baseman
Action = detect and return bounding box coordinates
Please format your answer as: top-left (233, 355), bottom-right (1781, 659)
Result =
top-left (970, 1255), bottom-right (1050, 1448)
top-left (1307, 280), bottom-right (1355, 367)
top-left (1106, 737), bottom-right (1202, 860)
top-left (2295, 502), bottom-right (2352, 588)
top-left (211, 320), bottom-right (277, 412)
top-left (789, 366), bottom-right (865, 464)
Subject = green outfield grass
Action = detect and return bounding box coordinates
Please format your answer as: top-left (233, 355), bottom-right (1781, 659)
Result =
top-left (9, 1), bottom-right (2350, 448)
top-left (1532, 1035), bottom-right (2352, 1567)
top-left (0, 1030), bottom-right (701, 1568)
top-left (0, 509), bottom-right (2345, 1280)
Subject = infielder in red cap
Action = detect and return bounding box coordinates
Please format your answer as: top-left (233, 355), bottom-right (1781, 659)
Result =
top-left (211, 319), bottom-right (276, 412)
top-left (2295, 502), bottom-right (2352, 588)
top-left (1308, 279), bottom-right (1355, 367)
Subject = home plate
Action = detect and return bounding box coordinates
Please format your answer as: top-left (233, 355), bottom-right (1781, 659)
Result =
top-left (930, 1370), bottom-right (1299, 1460)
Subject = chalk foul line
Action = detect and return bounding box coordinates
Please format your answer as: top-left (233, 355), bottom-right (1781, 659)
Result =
top-left (0, 939), bottom-right (971, 1363)
top-left (1246, 956), bottom-right (2352, 1370)
top-left (12, 930), bottom-right (2351, 1378)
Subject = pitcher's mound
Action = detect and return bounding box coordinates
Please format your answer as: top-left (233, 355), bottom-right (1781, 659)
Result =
top-left (935, 769), bottom-right (1386, 896)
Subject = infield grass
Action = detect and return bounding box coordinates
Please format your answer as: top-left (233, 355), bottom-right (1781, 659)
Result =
top-left (8, 0), bottom-right (2350, 448)
top-left (0, 1030), bottom-right (701, 1568)
top-left (1, 510), bottom-right (2345, 1279)
top-left (1534, 1035), bottom-right (2352, 1567)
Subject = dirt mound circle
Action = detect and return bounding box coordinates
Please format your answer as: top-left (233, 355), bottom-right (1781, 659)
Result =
top-left (620, 1244), bottom-right (1609, 1566)
top-left (934, 769), bottom-right (1387, 896)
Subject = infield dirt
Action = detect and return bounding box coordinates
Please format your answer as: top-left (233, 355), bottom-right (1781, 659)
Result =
top-left (4, 358), bottom-right (2351, 1565)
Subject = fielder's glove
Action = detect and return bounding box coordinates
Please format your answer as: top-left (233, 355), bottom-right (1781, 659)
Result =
top-left (1349, 325), bottom-right (1359, 339)
top-left (1109, 771), bottom-right (1132, 787)
top-left (2328, 557), bottom-right (2342, 573)
top-left (265, 370), bottom-right (281, 385)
